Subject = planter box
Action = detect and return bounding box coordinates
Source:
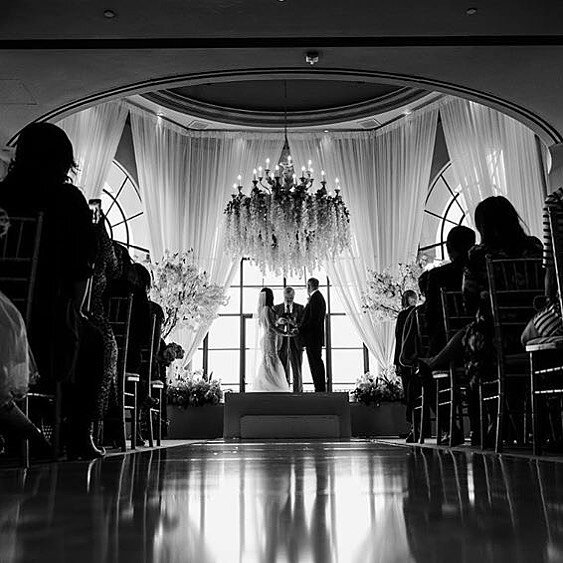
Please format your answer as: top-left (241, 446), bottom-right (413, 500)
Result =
top-left (350, 402), bottom-right (409, 437)
top-left (167, 404), bottom-right (224, 439)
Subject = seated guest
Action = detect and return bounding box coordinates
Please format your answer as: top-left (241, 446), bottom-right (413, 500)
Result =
top-left (0, 215), bottom-right (50, 454)
top-left (522, 187), bottom-right (563, 344)
top-left (87, 215), bottom-right (120, 434)
top-left (394, 290), bottom-right (417, 437)
top-left (0, 123), bottom-right (104, 458)
top-left (425, 226), bottom-right (476, 354)
top-left (419, 196), bottom-right (542, 443)
top-left (129, 263), bottom-right (165, 445)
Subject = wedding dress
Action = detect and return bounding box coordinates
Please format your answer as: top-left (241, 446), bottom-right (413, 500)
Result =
top-left (0, 290), bottom-right (35, 408)
top-left (251, 303), bottom-right (289, 393)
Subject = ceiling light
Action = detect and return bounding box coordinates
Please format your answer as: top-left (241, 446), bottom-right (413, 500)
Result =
top-left (324, 130), bottom-right (329, 133)
top-left (403, 109), bottom-right (412, 116)
top-left (466, 7), bottom-right (478, 15)
top-left (103, 9), bottom-right (116, 18)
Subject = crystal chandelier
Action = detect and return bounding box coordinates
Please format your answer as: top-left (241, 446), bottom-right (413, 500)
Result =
top-left (223, 136), bottom-right (351, 276)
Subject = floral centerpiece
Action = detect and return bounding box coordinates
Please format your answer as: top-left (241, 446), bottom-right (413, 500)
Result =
top-left (167, 369), bottom-right (223, 408)
top-left (146, 250), bottom-right (228, 339)
top-left (361, 260), bottom-right (426, 323)
top-left (351, 369), bottom-right (404, 406)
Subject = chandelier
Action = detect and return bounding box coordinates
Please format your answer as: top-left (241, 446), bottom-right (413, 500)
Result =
top-left (223, 137), bottom-right (351, 276)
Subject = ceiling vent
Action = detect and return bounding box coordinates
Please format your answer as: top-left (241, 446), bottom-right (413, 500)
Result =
top-left (358, 118), bottom-right (380, 129)
top-left (188, 120), bottom-right (209, 130)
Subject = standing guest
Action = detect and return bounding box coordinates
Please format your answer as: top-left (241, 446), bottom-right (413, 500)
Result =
top-left (425, 226), bottom-right (476, 354)
top-left (273, 287), bottom-right (305, 392)
top-left (0, 123), bottom-right (102, 457)
top-left (522, 187), bottom-right (563, 344)
top-left (299, 278), bottom-right (327, 392)
top-left (394, 290), bottom-right (417, 440)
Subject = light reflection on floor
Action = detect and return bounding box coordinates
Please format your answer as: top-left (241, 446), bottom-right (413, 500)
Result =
top-left (0, 441), bottom-right (562, 562)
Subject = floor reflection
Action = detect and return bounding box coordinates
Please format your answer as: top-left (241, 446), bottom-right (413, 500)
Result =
top-left (0, 442), bottom-right (562, 562)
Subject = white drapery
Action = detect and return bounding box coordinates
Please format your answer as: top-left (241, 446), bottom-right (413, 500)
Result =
top-left (57, 101), bottom-right (128, 200)
top-left (291, 107), bottom-right (439, 372)
top-left (440, 97), bottom-right (545, 237)
top-left (130, 106), bottom-right (284, 362)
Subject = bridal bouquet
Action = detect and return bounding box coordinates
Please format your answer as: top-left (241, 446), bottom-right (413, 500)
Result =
top-left (146, 250), bottom-right (228, 339)
top-left (361, 260), bottom-right (426, 323)
top-left (351, 370), bottom-right (404, 406)
top-left (167, 369), bottom-right (223, 408)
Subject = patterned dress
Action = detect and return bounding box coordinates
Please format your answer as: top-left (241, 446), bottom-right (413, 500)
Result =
top-left (88, 223), bottom-right (119, 419)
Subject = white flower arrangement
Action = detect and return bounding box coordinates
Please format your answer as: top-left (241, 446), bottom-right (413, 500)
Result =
top-left (223, 164), bottom-right (351, 276)
top-left (361, 260), bottom-right (426, 323)
top-left (145, 250), bottom-right (228, 339)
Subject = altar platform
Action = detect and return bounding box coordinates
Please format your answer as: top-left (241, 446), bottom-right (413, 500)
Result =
top-left (223, 392), bottom-right (351, 439)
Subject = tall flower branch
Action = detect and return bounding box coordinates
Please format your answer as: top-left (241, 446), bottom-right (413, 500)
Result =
top-left (145, 250), bottom-right (228, 339)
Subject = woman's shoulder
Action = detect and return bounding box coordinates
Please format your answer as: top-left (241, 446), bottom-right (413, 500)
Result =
top-left (522, 235), bottom-right (543, 256)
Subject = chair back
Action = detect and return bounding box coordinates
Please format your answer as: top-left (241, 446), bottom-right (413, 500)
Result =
top-left (548, 206), bottom-right (563, 315)
top-left (486, 257), bottom-right (544, 368)
top-left (415, 306), bottom-right (430, 357)
top-left (0, 213), bottom-right (43, 326)
top-left (108, 294), bottom-right (134, 378)
top-left (440, 290), bottom-right (473, 340)
top-left (140, 313), bottom-right (158, 384)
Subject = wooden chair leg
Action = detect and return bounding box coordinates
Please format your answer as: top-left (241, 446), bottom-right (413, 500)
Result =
top-left (479, 382), bottom-right (487, 450)
top-left (435, 380), bottom-right (442, 446)
top-left (495, 379), bottom-right (504, 454)
top-left (156, 388), bottom-right (162, 447)
top-left (147, 406), bottom-right (154, 448)
top-left (448, 379), bottom-right (456, 448)
top-left (531, 353), bottom-right (541, 456)
top-left (419, 385), bottom-right (427, 445)
top-left (130, 383), bottom-right (138, 450)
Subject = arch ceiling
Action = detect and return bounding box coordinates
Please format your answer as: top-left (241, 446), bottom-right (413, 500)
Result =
top-left (2, 0), bottom-right (563, 144)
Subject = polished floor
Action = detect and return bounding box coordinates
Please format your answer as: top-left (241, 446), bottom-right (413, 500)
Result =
top-left (1, 441), bottom-right (562, 563)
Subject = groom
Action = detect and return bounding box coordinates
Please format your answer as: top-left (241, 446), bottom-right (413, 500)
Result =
top-left (299, 278), bottom-right (327, 392)
top-left (273, 287), bottom-right (305, 392)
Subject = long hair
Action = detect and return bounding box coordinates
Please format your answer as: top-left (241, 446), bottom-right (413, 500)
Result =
top-left (474, 196), bottom-right (528, 250)
top-left (260, 287), bottom-right (274, 308)
top-left (401, 289), bottom-right (417, 309)
top-left (7, 122), bottom-right (77, 184)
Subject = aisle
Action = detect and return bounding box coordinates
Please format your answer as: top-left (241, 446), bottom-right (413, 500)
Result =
top-left (0, 440), bottom-right (561, 562)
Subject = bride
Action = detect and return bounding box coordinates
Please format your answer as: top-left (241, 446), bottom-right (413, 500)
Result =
top-left (250, 287), bottom-right (290, 392)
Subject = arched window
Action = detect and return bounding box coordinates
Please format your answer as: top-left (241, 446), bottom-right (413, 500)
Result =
top-left (419, 162), bottom-right (469, 261)
top-left (101, 161), bottom-right (150, 256)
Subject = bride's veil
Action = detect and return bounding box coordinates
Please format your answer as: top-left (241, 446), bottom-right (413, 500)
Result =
top-left (248, 289), bottom-right (269, 389)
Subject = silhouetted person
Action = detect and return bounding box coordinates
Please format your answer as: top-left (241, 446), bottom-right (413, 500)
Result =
top-left (300, 278), bottom-right (327, 392)
top-left (0, 122), bottom-right (103, 458)
top-left (425, 225), bottom-right (476, 354)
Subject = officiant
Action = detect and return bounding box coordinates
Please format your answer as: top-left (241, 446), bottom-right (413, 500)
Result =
top-left (274, 287), bottom-right (305, 393)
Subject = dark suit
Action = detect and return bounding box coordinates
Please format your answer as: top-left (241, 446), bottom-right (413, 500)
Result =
top-left (273, 302), bottom-right (305, 392)
top-left (424, 259), bottom-right (465, 355)
top-left (300, 290), bottom-right (327, 392)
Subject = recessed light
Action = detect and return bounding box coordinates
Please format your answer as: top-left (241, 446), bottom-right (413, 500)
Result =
top-left (103, 9), bottom-right (116, 18)
top-left (323, 130), bottom-right (329, 133)
top-left (466, 7), bottom-right (478, 15)
top-left (403, 109), bottom-right (412, 116)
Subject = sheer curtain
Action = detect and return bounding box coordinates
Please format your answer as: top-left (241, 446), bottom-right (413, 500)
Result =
top-left (130, 106), bottom-right (283, 361)
top-left (57, 101), bottom-right (128, 200)
top-left (291, 108), bottom-right (439, 372)
top-left (440, 97), bottom-right (545, 237)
